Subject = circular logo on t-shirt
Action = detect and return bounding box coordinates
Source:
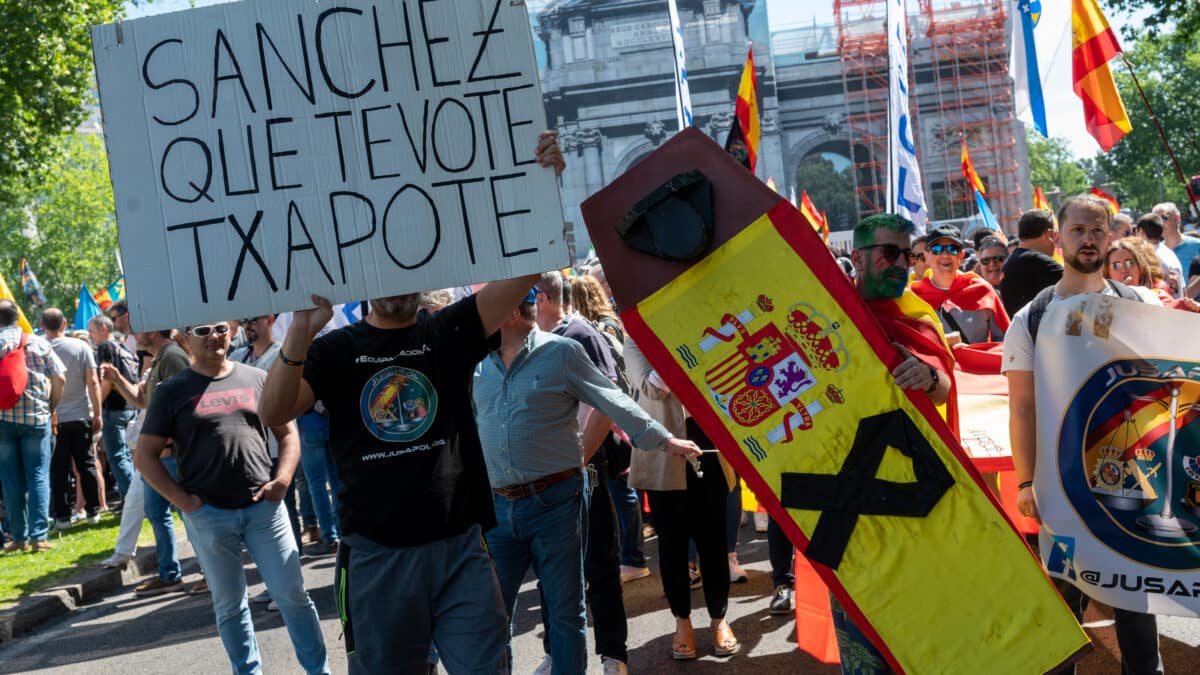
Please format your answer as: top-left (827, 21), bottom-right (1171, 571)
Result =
top-left (1058, 358), bottom-right (1200, 570)
top-left (359, 366), bottom-right (438, 443)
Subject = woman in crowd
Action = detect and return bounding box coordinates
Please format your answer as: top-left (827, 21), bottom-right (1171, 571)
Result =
top-left (1105, 237), bottom-right (1200, 311)
top-left (624, 338), bottom-right (740, 659)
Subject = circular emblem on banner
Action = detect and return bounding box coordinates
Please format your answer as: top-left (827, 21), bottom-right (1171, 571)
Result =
top-left (1058, 359), bottom-right (1200, 570)
top-left (359, 367), bottom-right (438, 443)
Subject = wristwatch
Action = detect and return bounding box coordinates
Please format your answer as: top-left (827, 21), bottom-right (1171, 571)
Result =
top-left (924, 366), bottom-right (939, 394)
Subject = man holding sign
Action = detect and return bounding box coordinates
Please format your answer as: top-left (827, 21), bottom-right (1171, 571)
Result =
top-left (260, 133), bottom-right (564, 673)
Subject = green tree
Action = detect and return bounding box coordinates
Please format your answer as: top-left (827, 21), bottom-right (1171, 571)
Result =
top-left (1095, 30), bottom-right (1200, 213)
top-left (793, 155), bottom-right (857, 232)
top-left (0, 134), bottom-right (120, 323)
top-left (0, 1), bottom-right (127, 204)
top-left (1026, 130), bottom-right (1089, 198)
top-left (1105, 0), bottom-right (1199, 42)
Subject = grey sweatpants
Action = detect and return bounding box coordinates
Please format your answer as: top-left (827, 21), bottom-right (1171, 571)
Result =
top-left (337, 525), bottom-right (509, 674)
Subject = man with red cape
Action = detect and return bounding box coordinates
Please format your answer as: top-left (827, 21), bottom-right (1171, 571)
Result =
top-left (912, 223), bottom-right (1010, 345)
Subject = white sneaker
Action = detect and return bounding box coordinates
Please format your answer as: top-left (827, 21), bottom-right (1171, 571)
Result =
top-left (532, 654), bottom-right (552, 675)
top-left (87, 513), bottom-right (102, 524)
top-left (729, 552), bottom-right (748, 583)
top-left (619, 565), bottom-right (650, 584)
top-left (53, 518), bottom-right (73, 531)
top-left (601, 656), bottom-right (628, 675)
top-left (753, 511), bottom-right (769, 533)
top-left (101, 552), bottom-right (133, 569)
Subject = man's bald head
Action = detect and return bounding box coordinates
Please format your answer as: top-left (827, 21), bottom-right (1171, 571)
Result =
top-left (41, 308), bottom-right (66, 335)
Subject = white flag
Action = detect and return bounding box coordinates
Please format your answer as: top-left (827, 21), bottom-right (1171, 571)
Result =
top-left (667, 0), bottom-right (694, 131)
top-left (887, 0), bottom-right (927, 234)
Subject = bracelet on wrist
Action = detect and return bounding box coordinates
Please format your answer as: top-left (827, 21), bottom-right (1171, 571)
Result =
top-left (924, 366), bottom-right (939, 394)
top-left (1017, 480), bottom-right (1034, 490)
top-left (278, 352), bottom-right (304, 367)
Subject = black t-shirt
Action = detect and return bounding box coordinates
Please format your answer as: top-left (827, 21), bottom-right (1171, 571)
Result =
top-left (1000, 247), bottom-right (1064, 317)
top-left (95, 341), bottom-right (132, 411)
top-left (303, 295), bottom-right (496, 548)
top-left (1189, 256), bottom-right (1200, 279)
top-left (141, 363), bottom-right (273, 509)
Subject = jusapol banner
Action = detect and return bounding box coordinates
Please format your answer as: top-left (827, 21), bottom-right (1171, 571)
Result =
top-left (92, 0), bottom-right (567, 332)
top-left (1036, 295), bottom-right (1200, 617)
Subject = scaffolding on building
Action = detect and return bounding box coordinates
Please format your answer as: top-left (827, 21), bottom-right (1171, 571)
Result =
top-left (833, 0), bottom-right (1023, 231)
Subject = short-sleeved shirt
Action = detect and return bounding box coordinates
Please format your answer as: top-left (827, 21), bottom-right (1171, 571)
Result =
top-left (146, 342), bottom-right (191, 405)
top-left (1000, 247), bottom-right (1063, 317)
top-left (142, 363), bottom-right (273, 509)
top-left (1171, 238), bottom-right (1200, 282)
top-left (0, 327), bottom-right (64, 427)
top-left (95, 341), bottom-right (135, 411)
top-left (50, 337), bottom-right (96, 422)
top-left (1001, 284), bottom-right (1162, 373)
top-left (303, 295), bottom-right (496, 548)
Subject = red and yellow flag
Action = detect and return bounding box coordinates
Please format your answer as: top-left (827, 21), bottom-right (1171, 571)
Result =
top-left (1034, 186), bottom-right (1051, 212)
top-left (724, 47), bottom-right (760, 174)
top-left (800, 190), bottom-right (829, 243)
top-left (0, 274), bottom-right (33, 333)
top-left (1072, 0), bottom-right (1131, 151)
top-left (960, 138), bottom-right (986, 195)
top-left (1090, 186), bottom-right (1120, 214)
top-left (92, 287), bottom-right (114, 311)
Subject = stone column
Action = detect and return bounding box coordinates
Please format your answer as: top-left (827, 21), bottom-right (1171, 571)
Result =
top-left (556, 127), bottom-right (587, 255)
top-left (577, 128), bottom-right (604, 199)
top-left (760, 112), bottom-right (786, 189)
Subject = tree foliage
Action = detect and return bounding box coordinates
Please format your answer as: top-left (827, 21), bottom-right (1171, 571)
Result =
top-left (1105, 0), bottom-right (1199, 43)
top-left (0, 134), bottom-right (120, 323)
top-left (793, 155), bottom-right (857, 232)
top-left (1095, 30), bottom-right (1200, 213)
top-left (1026, 129), bottom-right (1089, 199)
top-left (0, 1), bottom-right (125, 204)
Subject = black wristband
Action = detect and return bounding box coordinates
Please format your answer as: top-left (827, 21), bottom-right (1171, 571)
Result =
top-left (278, 352), bottom-right (304, 367)
top-left (1018, 480), bottom-right (1034, 490)
top-left (924, 366), bottom-right (939, 394)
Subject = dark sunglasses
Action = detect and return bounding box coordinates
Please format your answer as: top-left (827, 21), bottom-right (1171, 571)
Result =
top-left (861, 243), bottom-right (918, 265)
top-left (188, 323), bottom-right (231, 337)
top-left (929, 243), bottom-right (962, 256)
top-left (979, 255), bottom-right (1007, 265)
top-left (239, 316), bottom-right (266, 325)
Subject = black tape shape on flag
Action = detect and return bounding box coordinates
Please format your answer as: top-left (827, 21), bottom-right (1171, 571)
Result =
top-left (615, 170), bottom-right (713, 262)
top-left (779, 409), bottom-right (955, 570)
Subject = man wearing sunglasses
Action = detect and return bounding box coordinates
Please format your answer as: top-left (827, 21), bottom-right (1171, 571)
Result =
top-left (912, 222), bottom-right (1009, 345)
top-left (975, 236), bottom-right (1007, 289)
top-left (259, 131), bottom-right (567, 673)
top-left (136, 320), bottom-right (329, 674)
top-left (835, 214), bottom-right (954, 672)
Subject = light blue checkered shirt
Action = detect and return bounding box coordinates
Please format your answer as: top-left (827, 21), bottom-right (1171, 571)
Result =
top-left (473, 329), bottom-right (670, 489)
top-left (0, 326), bottom-right (65, 427)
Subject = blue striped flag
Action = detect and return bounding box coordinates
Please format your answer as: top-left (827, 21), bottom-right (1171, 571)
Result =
top-left (974, 189), bottom-right (1001, 232)
top-left (667, 0), bottom-right (693, 131)
top-left (1012, 0), bottom-right (1053, 137)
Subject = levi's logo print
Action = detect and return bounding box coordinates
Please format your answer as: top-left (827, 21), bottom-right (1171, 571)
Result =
top-left (360, 366), bottom-right (438, 443)
top-left (192, 387), bottom-right (256, 416)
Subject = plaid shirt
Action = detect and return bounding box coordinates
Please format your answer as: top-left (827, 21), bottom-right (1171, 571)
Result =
top-left (0, 326), bottom-right (65, 427)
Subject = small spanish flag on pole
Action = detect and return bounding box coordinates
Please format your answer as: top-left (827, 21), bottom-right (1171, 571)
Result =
top-left (960, 138), bottom-right (986, 195)
top-left (1033, 186), bottom-right (1052, 212)
top-left (799, 190), bottom-right (829, 242)
top-left (1090, 186), bottom-right (1120, 214)
top-left (724, 46), bottom-right (759, 174)
top-left (1072, 0), bottom-right (1131, 151)
top-left (0, 273), bottom-right (33, 333)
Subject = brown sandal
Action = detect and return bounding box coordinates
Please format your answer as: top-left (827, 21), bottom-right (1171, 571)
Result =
top-left (713, 622), bottom-right (740, 657)
top-left (672, 627), bottom-right (697, 660)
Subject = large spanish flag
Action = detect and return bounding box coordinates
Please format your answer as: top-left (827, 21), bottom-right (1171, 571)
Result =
top-left (1072, 0), bottom-right (1131, 151)
top-left (960, 138), bottom-right (986, 195)
top-left (723, 47), bottom-right (759, 174)
top-left (582, 128), bottom-right (1089, 673)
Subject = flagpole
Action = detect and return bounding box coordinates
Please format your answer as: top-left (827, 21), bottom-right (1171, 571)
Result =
top-left (1119, 54), bottom-right (1199, 213)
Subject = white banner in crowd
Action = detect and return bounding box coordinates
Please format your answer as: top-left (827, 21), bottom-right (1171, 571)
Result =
top-left (1036, 295), bottom-right (1200, 618)
top-left (92, 0), bottom-right (567, 332)
top-left (886, 0), bottom-right (927, 234)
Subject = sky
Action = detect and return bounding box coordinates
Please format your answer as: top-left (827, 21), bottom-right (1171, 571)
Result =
top-left (124, 0), bottom-right (1144, 159)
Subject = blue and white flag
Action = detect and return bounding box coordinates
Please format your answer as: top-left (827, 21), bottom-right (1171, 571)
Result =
top-left (667, 0), bottom-right (694, 131)
top-left (1011, 0), bottom-right (1069, 137)
top-left (974, 189), bottom-right (1001, 232)
top-left (887, 0), bottom-right (927, 234)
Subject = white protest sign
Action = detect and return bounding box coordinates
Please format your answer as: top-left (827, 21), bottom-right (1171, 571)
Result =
top-left (92, 0), bottom-right (567, 331)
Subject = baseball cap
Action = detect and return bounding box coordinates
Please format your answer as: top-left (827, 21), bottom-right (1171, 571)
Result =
top-left (523, 286), bottom-right (539, 304)
top-left (926, 222), bottom-right (965, 246)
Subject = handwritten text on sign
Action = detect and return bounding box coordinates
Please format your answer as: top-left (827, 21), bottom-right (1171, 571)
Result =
top-left (93, 0), bottom-right (566, 331)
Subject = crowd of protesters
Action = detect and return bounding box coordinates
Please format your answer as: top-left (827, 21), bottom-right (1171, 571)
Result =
top-left (4, 158), bottom-right (1200, 673)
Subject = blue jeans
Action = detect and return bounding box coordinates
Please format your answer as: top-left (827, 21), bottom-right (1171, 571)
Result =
top-left (607, 475), bottom-right (646, 567)
top-left (486, 474), bottom-right (586, 675)
top-left (142, 457), bottom-right (181, 582)
top-left (297, 419), bottom-right (339, 542)
top-left (0, 420), bottom-right (52, 543)
top-left (102, 409), bottom-right (137, 497)
top-left (181, 500), bottom-right (329, 675)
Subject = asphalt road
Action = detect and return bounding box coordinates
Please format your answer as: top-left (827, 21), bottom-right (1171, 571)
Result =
top-left (1, 522), bottom-right (1197, 673)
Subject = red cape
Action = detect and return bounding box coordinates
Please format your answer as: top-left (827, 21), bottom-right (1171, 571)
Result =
top-left (911, 273), bottom-right (1011, 333)
top-left (865, 296), bottom-right (960, 438)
